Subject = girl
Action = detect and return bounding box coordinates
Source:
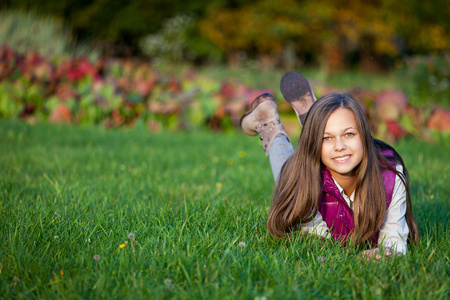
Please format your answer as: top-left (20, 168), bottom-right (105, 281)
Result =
top-left (240, 71), bottom-right (419, 258)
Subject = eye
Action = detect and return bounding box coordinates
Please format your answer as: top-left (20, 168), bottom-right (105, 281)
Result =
top-left (323, 136), bottom-right (331, 141)
top-left (345, 132), bottom-right (355, 137)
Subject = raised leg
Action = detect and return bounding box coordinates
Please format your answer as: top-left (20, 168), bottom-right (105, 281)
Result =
top-left (240, 71), bottom-right (317, 182)
top-left (269, 135), bottom-right (294, 182)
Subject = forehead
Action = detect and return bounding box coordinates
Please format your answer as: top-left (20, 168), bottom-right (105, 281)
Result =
top-left (324, 107), bottom-right (358, 132)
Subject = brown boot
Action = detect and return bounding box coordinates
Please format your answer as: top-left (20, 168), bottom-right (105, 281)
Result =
top-left (240, 93), bottom-right (290, 156)
top-left (280, 71), bottom-right (317, 125)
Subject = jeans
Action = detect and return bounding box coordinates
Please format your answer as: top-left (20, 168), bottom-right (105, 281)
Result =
top-left (269, 134), bottom-right (294, 182)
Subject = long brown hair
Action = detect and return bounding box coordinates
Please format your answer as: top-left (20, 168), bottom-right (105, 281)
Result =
top-left (267, 93), bottom-right (419, 246)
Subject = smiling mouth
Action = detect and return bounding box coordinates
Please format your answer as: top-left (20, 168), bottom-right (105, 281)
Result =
top-left (333, 155), bottom-right (351, 162)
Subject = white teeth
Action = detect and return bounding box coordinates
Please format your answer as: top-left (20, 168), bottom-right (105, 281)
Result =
top-left (334, 155), bottom-right (350, 162)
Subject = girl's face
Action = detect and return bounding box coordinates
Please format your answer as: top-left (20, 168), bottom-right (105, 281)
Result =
top-left (321, 107), bottom-right (364, 181)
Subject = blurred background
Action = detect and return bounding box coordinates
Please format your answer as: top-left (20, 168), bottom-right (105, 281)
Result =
top-left (1, 0), bottom-right (449, 139)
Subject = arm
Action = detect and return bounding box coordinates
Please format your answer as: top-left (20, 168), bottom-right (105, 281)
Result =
top-left (300, 211), bottom-right (331, 239)
top-left (361, 165), bottom-right (409, 261)
top-left (377, 165), bottom-right (409, 255)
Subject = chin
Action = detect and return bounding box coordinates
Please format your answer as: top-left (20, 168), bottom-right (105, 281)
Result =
top-left (330, 166), bottom-right (357, 177)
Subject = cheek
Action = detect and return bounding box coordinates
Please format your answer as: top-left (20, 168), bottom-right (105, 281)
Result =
top-left (320, 143), bottom-right (330, 161)
top-left (354, 141), bottom-right (365, 160)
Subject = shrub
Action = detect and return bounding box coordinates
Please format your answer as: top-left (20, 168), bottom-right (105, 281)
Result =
top-left (398, 53), bottom-right (450, 108)
top-left (139, 15), bottom-right (194, 64)
top-left (0, 10), bottom-right (98, 60)
top-left (0, 45), bottom-right (448, 139)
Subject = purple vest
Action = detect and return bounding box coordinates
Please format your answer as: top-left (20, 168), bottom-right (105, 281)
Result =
top-left (318, 151), bottom-right (396, 245)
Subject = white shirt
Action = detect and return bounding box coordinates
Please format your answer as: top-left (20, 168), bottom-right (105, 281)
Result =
top-left (301, 165), bottom-right (409, 254)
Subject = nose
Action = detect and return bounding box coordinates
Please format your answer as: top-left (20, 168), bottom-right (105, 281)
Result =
top-left (334, 137), bottom-right (347, 151)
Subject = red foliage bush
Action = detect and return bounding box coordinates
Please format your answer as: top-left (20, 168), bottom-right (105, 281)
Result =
top-left (0, 44), bottom-right (448, 140)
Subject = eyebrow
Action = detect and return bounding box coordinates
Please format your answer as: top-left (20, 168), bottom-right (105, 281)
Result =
top-left (323, 126), bottom-right (357, 135)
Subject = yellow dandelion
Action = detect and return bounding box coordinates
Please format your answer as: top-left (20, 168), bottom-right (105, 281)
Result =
top-left (227, 158), bottom-right (234, 166)
top-left (212, 156), bottom-right (219, 163)
top-left (238, 150), bottom-right (246, 158)
top-left (215, 182), bottom-right (223, 194)
top-left (119, 244), bottom-right (126, 249)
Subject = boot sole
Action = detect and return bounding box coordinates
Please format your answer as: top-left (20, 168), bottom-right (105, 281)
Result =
top-left (280, 71), bottom-right (316, 122)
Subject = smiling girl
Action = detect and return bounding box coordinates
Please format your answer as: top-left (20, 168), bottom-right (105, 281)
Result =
top-left (240, 71), bottom-right (419, 258)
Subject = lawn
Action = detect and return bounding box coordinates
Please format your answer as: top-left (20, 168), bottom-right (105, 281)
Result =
top-left (1, 120), bottom-right (448, 299)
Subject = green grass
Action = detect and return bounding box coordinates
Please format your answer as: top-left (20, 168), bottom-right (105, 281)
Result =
top-left (198, 66), bottom-right (399, 98)
top-left (1, 120), bottom-right (449, 299)
top-left (197, 65), bottom-right (448, 108)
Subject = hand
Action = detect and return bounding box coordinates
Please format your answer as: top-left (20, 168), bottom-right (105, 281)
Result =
top-left (361, 247), bottom-right (402, 262)
top-left (361, 248), bottom-right (383, 261)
